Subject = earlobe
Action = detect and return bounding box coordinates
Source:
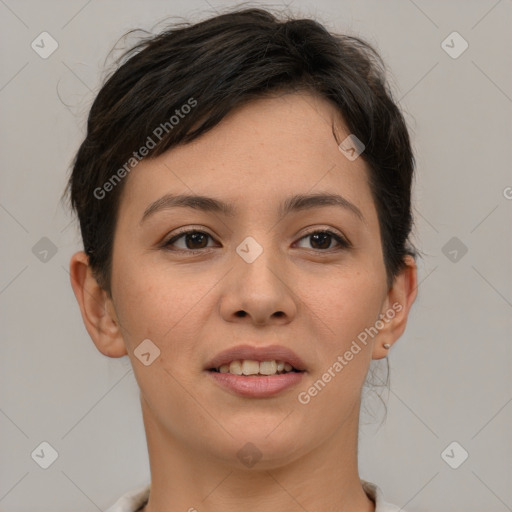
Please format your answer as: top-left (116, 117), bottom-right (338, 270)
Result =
top-left (372, 255), bottom-right (418, 360)
top-left (69, 251), bottom-right (127, 358)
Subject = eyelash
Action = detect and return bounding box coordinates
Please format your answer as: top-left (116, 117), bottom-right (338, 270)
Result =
top-left (162, 228), bottom-right (351, 253)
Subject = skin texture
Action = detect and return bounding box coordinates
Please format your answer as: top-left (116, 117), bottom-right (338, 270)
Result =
top-left (70, 92), bottom-right (417, 512)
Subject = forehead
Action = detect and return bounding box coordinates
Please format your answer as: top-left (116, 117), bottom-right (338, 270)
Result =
top-left (118, 91), bottom-right (374, 220)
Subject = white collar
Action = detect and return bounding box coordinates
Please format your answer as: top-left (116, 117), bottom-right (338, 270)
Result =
top-left (106, 480), bottom-right (406, 512)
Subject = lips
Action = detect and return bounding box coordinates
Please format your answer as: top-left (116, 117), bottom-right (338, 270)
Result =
top-left (205, 344), bottom-right (306, 372)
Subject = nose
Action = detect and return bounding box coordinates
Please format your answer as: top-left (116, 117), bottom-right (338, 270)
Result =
top-left (219, 244), bottom-right (297, 326)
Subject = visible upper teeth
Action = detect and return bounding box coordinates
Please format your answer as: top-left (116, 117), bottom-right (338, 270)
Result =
top-left (217, 360), bottom-right (294, 375)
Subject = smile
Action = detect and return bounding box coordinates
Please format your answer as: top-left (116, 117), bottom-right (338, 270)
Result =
top-left (209, 359), bottom-right (300, 376)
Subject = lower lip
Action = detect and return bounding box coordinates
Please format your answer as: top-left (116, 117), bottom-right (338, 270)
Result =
top-left (208, 371), bottom-right (304, 398)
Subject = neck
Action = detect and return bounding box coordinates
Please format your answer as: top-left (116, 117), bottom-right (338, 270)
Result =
top-left (138, 395), bottom-right (375, 512)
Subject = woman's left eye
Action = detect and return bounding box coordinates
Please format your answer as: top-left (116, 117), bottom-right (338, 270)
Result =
top-left (295, 230), bottom-right (350, 251)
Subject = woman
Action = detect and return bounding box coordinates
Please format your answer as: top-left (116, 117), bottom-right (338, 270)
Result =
top-left (65, 7), bottom-right (418, 511)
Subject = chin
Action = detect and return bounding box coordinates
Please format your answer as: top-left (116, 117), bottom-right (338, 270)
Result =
top-left (218, 419), bottom-right (306, 465)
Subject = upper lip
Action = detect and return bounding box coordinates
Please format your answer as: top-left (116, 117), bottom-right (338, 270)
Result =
top-left (205, 344), bottom-right (306, 371)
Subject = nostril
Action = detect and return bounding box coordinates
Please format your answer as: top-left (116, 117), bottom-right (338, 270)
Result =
top-left (235, 310), bottom-right (247, 317)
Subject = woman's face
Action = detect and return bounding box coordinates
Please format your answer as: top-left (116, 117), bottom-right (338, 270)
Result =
top-left (106, 92), bottom-right (410, 466)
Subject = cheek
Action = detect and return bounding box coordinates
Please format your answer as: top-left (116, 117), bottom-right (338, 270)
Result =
top-left (300, 267), bottom-right (385, 349)
top-left (112, 261), bottom-right (216, 423)
top-left (112, 258), bottom-right (217, 357)
top-left (295, 272), bottom-right (382, 422)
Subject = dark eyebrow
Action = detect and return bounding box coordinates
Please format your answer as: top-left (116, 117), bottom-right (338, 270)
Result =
top-left (140, 194), bottom-right (236, 224)
top-left (280, 193), bottom-right (364, 222)
top-left (140, 192), bottom-right (364, 225)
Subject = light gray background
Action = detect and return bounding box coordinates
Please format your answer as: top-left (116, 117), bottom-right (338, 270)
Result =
top-left (1, 0), bottom-right (511, 510)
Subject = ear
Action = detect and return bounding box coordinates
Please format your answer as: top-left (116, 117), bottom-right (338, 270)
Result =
top-left (372, 255), bottom-right (418, 360)
top-left (69, 251), bottom-right (127, 358)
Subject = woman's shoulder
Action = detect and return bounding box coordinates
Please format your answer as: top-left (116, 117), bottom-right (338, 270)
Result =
top-left (104, 482), bottom-right (150, 512)
top-left (361, 480), bottom-right (408, 512)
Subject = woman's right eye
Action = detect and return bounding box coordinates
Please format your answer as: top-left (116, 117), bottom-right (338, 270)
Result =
top-left (163, 230), bottom-right (217, 251)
